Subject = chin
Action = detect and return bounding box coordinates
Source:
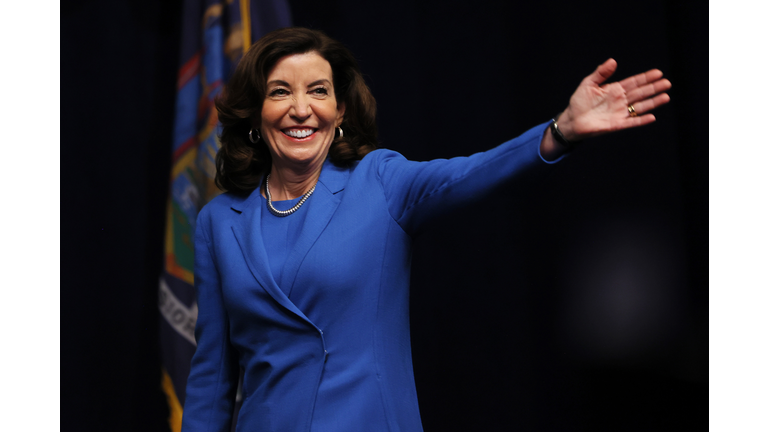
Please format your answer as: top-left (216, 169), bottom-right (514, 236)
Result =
top-left (279, 148), bottom-right (328, 167)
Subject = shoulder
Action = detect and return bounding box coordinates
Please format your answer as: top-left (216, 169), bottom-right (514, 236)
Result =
top-left (361, 148), bottom-right (407, 164)
top-left (356, 148), bottom-right (411, 175)
top-left (197, 190), bottom-right (255, 225)
top-left (321, 150), bottom-right (409, 188)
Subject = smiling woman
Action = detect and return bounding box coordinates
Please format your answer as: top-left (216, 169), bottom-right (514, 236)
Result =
top-left (258, 52), bottom-right (345, 200)
top-left (182, 27), bottom-right (671, 432)
top-left (214, 29), bottom-right (378, 195)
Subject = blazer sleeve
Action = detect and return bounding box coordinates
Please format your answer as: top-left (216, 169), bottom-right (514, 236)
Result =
top-left (375, 121), bottom-right (563, 234)
top-left (181, 208), bottom-right (239, 431)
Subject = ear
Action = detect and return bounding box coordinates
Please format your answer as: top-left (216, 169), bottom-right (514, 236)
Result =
top-left (251, 114), bottom-right (261, 130)
top-left (336, 102), bottom-right (346, 127)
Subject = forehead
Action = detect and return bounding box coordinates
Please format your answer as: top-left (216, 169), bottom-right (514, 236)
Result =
top-left (267, 52), bottom-right (333, 84)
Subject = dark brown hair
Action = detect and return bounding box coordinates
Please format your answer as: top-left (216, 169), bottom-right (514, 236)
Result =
top-left (214, 27), bottom-right (378, 193)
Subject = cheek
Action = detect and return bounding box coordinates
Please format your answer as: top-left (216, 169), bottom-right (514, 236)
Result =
top-left (260, 112), bottom-right (275, 128)
top-left (320, 106), bottom-right (342, 125)
top-left (260, 103), bottom-right (286, 128)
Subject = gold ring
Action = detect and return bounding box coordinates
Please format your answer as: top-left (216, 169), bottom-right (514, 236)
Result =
top-left (627, 105), bottom-right (637, 117)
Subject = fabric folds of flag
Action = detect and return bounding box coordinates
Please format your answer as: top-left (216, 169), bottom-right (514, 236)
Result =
top-left (159, 1), bottom-right (291, 431)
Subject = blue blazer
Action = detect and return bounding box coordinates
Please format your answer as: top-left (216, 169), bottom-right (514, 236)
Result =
top-left (182, 122), bottom-right (559, 432)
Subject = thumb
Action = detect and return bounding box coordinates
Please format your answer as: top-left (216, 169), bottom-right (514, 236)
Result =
top-left (586, 58), bottom-right (617, 85)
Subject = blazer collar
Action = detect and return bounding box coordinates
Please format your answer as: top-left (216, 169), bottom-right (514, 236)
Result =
top-left (229, 158), bottom-right (348, 214)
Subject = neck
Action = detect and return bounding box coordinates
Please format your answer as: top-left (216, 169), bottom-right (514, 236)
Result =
top-left (265, 162), bottom-right (322, 201)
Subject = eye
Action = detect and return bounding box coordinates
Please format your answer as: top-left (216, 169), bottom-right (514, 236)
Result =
top-left (269, 88), bottom-right (289, 97)
top-left (311, 87), bottom-right (329, 96)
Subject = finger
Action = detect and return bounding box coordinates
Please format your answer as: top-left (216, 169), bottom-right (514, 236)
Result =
top-left (585, 58), bottom-right (617, 86)
top-left (626, 78), bottom-right (672, 104)
top-left (619, 69), bottom-right (664, 93)
top-left (616, 113), bottom-right (656, 131)
top-left (628, 92), bottom-right (670, 115)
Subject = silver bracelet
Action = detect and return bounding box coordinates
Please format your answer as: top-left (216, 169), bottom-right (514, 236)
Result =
top-left (549, 113), bottom-right (579, 148)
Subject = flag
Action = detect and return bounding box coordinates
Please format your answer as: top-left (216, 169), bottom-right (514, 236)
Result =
top-left (159, 1), bottom-right (291, 431)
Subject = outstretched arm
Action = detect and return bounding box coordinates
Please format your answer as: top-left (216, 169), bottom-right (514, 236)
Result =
top-left (540, 58), bottom-right (672, 160)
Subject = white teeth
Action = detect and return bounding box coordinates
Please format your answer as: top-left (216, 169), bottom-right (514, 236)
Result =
top-left (285, 129), bottom-right (314, 138)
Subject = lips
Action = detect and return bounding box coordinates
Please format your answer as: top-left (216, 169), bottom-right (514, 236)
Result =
top-left (282, 128), bottom-right (317, 139)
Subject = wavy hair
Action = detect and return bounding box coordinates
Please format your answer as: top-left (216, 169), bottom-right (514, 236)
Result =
top-left (214, 27), bottom-right (378, 193)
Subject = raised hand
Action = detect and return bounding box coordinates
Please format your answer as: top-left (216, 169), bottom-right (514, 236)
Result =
top-left (557, 59), bottom-right (671, 141)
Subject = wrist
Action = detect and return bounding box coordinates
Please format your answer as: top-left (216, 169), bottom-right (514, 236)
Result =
top-left (555, 109), bottom-right (579, 141)
top-left (550, 110), bottom-right (581, 148)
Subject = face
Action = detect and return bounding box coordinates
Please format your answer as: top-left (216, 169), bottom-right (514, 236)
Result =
top-left (259, 51), bottom-right (345, 173)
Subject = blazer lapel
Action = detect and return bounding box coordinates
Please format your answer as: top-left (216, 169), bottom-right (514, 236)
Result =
top-left (229, 160), bottom-right (350, 324)
top-left (281, 160), bottom-right (349, 296)
top-left (230, 185), bottom-right (314, 325)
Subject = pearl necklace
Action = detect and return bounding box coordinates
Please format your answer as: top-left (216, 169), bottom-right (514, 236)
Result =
top-left (265, 174), bottom-right (316, 217)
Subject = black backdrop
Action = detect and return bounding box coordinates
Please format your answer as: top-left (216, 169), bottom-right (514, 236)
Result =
top-left (61, 0), bottom-right (707, 430)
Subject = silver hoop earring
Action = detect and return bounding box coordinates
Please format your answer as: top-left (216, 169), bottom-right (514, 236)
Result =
top-left (249, 128), bottom-right (261, 144)
top-left (336, 127), bottom-right (343, 139)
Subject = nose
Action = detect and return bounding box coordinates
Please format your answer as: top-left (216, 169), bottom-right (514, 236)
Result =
top-left (290, 94), bottom-right (312, 122)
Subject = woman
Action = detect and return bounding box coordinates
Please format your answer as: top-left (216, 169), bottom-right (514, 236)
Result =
top-left (181, 27), bottom-right (670, 432)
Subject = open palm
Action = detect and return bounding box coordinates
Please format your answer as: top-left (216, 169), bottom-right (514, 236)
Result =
top-left (562, 59), bottom-right (671, 140)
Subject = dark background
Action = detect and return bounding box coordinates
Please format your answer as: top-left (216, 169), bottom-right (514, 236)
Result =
top-left (61, 0), bottom-right (707, 430)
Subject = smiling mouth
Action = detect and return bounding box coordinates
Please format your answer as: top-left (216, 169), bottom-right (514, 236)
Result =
top-left (282, 128), bottom-right (317, 139)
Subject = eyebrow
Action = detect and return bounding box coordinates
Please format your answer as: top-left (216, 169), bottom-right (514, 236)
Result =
top-left (307, 79), bottom-right (332, 87)
top-left (266, 79), bottom-right (290, 87)
top-left (266, 79), bottom-right (332, 88)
